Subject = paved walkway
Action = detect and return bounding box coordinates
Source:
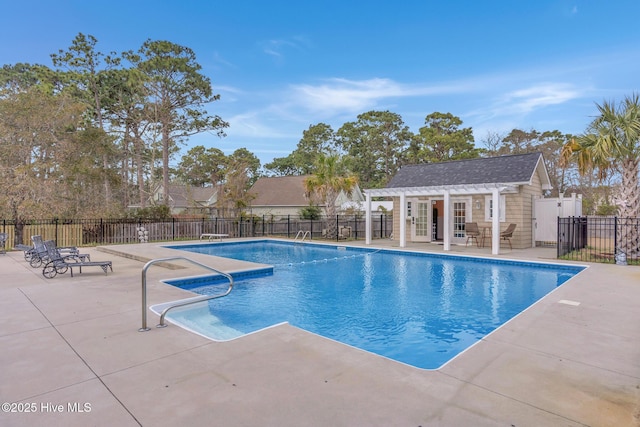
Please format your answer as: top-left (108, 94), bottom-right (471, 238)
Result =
top-left (0, 239), bottom-right (638, 426)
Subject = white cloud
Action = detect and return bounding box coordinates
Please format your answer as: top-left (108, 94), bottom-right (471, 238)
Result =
top-left (214, 62), bottom-right (603, 162)
top-left (211, 51), bottom-right (235, 69)
top-left (500, 83), bottom-right (581, 113)
top-left (260, 36), bottom-right (309, 59)
top-left (461, 82), bottom-right (585, 135)
top-left (224, 112), bottom-right (298, 139)
top-left (288, 77), bottom-right (467, 116)
top-left (290, 78), bottom-right (391, 113)
top-left (284, 71), bottom-right (587, 119)
top-left (262, 39), bottom-right (292, 58)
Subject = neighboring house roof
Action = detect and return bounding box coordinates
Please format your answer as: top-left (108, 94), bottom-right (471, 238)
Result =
top-left (250, 176), bottom-right (310, 207)
top-left (386, 152), bottom-right (551, 190)
top-left (153, 184), bottom-right (219, 209)
top-left (250, 175), bottom-right (365, 208)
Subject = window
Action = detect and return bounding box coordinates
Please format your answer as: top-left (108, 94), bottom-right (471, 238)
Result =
top-left (485, 195), bottom-right (506, 222)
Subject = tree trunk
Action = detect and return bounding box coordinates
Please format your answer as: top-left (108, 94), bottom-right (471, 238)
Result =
top-left (618, 157), bottom-right (639, 259)
top-left (162, 126), bottom-right (170, 205)
top-left (121, 126), bottom-right (131, 209)
top-left (14, 220), bottom-right (25, 246)
top-left (324, 189), bottom-right (338, 238)
top-left (134, 128), bottom-right (146, 208)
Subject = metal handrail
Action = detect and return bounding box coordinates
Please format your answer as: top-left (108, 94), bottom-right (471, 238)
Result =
top-left (294, 230), bottom-right (310, 242)
top-left (139, 256), bottom-right (234, 332)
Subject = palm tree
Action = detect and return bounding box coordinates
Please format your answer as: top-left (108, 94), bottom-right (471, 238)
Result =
top-left (561, 93), bottom-right (640, 258)
top-left (304, 154), bottom-right (358, 239)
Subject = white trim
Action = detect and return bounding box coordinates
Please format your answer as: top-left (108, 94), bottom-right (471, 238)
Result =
top-left (365, 194), bottom-right (372, 244)
top-left (399, 192), bottom-right (406, 248)
top-left (491, 188), bottom-right (501, 255)
top-left (535, 155), bottom-right (553, 190)
top-left (366, 182), bottom-right (516, 198)
top-left (443, 190), bottom-right (451, 251)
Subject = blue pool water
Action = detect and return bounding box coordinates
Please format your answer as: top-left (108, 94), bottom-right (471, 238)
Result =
top-left (162, 240), bottom-right (584, 369)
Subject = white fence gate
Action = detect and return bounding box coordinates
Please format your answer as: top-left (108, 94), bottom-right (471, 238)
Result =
top-left (534, 193), bottom-right (583, 244)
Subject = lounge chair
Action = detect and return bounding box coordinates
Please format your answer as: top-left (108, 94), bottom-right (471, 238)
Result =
top-left (465, 222), bottom-right (481, 247)
top-left (14, 244), bottom-right (35, 260)
top-left (29, 235), bottom-right (87, 268)
top-left (500, 223), bottom-right (517, 250)
top-left (41, 240), bottom-right (112, 278)
top-left (15, 242), bottom-right (39, 261)
top-left (200, 233), bottom-right (229, 241)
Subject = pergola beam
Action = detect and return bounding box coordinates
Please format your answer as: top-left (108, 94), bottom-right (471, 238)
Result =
top-left (366, 183), bottom-right (514, 198)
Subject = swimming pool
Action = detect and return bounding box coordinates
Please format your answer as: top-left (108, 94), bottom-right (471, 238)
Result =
top-left (160, 240), bottom-right (585, 369)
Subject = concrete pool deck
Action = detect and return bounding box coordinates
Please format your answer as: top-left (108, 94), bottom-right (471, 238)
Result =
top-left (0, 238), bottom-right (638, 426)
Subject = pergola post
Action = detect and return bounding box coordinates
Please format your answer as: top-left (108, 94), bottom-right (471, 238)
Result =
top-left (443, 190), bottom-right (451, 251)
top-left (399, 192), bottom-right (406, 248)
top-left (491, 187), bottom-right (501, 255)
top-left (365, 192), bottom-right (372, 244)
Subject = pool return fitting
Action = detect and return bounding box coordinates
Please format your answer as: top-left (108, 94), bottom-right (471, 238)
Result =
top-left (139, 256), bottom-right (234, 332)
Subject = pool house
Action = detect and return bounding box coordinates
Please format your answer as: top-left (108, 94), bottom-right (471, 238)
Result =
top-left (364, 152), bottom-right (552, 254)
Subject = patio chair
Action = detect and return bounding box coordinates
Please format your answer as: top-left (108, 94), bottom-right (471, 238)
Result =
top-left (0, 233), bottom-right (6, 255)
top-left (465, 222), bottom-right (481, 247)
top-left (500, 223), bottom-right (517, 250)
top-left (29, 235), bottom-right (88, 268)
top-left (15, 243), bottom-right (35, 261)
top-left (28, 236), bottom-right (52, 267)
top-left (41, 240), bottom-right (112, 279)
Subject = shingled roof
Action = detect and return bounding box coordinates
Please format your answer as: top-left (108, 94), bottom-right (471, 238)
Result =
top-left (386, 152), bottom-right (549, 189)
top-left (250, 176), bottom-right (310, 206)
top-left (165, 185), bottom-right (218, 207)
top-left (250, 175), bottom-right (365, 208)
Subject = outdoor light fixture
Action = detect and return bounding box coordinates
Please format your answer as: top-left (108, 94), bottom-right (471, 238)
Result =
top-left (475, 200), bottom-right (481, 209)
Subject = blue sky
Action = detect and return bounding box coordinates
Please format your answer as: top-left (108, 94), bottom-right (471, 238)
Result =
top-left (2, 0), bottom-right (640, 166)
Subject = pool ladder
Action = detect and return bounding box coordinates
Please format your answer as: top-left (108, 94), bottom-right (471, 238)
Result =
top-left (294, 230), bottom-right (310, 242)
top-left (139, 256), bottom-right (234, 332)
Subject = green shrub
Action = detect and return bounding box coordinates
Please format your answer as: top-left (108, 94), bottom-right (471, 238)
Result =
top-left (299, 205), bottom-right (322, 220)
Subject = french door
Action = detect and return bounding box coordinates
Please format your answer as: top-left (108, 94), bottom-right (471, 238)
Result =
top-left (452, 201), bottom-right (468, 244)
top-left (410, 200), bottom-right (431, 242)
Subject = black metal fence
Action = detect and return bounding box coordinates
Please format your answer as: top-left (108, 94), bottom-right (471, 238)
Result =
top-left (557, 216), bottom-right (640, 264)
top-left (0, 214), bottom-right (393, 248)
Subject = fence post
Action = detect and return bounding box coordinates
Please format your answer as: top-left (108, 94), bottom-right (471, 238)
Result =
top-left (287, 215), bottom-right (290, 238)
top-left (354, 216), bottom-right (358, 240)
top-left (614, 216), bottom-right (618, 256)
top-left (556, 216), bottom-right (561, 258)
top-left (569, 216), bottom-right (576, 251)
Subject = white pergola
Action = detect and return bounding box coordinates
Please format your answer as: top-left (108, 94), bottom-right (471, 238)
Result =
top-left (364, 183), bottom-right (516, 255)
